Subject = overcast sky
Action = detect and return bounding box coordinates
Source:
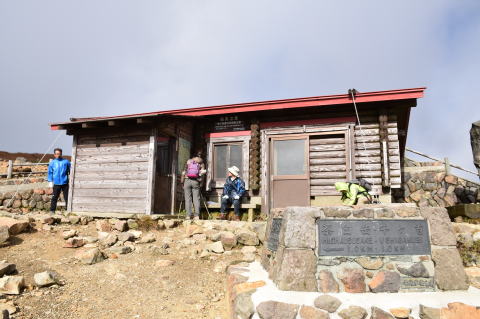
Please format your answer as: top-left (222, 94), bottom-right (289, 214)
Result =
top-left (1, 1), bottom-right (479, 179)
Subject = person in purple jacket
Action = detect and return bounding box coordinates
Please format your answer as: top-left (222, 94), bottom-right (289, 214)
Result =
top-left (47, 148), bottom-right (71, 213)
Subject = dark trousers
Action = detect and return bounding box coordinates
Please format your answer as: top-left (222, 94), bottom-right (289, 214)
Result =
top-left (220, 197), bottom-right (241, 216)
top-left (50, 184), bottom-right (69, 212)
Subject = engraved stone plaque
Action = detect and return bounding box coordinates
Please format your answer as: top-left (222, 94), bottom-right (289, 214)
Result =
top-left (401, 277), bottom-right (435, 290)
top-left (267, 218), bottom-right (283, 251)
top-left (317, 219), bottom-right (430, 256)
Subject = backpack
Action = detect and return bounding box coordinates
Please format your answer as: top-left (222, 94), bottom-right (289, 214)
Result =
top-left (349, 178), bottom-right (372, 192)
top-left (186, 160), bottom-right (201, 178)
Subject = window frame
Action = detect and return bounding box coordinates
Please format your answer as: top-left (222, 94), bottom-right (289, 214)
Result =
top-left (206, 135), bottom-right (250, 190)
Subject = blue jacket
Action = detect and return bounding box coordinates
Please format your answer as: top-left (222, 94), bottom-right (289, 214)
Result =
top-left (222, 177), bottom-right (246, 198)
top-left (48, 158), bottom-right (71, 185)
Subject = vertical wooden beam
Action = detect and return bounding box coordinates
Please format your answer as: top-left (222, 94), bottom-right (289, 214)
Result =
top-left (379, 110), bottom-right (390, 188)
top-left (145, 128), bottom-right (157, 215)
top-left (67, 135), bottom-right (77, 212)
top-left (348, 124), bottom-right (356, 180)
top-left (7, 160), bottom-right (13, 179)
top-left (444, 157), bottom-right (451, 175)
top-left (170, 125), bottom-right (179, 214)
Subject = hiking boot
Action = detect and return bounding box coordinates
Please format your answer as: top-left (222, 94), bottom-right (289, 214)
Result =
top-left (217, 213), bottom-right (227, 220)
top-left (233, 215), bottom-right (241, 221)
top-left (185, 215), bottom-right (192, 220)
top-left (193, 216), bottom-right (200, 221)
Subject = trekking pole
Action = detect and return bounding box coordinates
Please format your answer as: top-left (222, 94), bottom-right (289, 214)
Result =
top-left (201, 193), bottom-right (211, 219)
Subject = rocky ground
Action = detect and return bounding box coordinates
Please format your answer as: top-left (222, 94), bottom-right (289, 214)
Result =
top-left (0, 214), bottom-right (265, 319)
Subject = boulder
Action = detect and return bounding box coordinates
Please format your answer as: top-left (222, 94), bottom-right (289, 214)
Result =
top-left (0, 217), bottom-right (29, 235)
top-left (99, 233), bottom-right (118, 247)
top-left (117, 232), bottom-right (135, 243)
top-left (113, 220), bottom-right (128, 232)
top-left (96, 220), bottom-right (112, 232)
top-left (68, 215), bottom-right (81, 225)
top-left (62, 229), bottom-right (78, 240)
top-left (75, 248), bottom-right (105, 265)
top-left (313, 295), bottom-right (341, 313)
top-left (34, 271), bottom-right (62, 287)
top-left (274, 249), bottom-right (317, 292)
top-left (0, 276), bottom-right (24, 295)
top-left (432, 248), bottom-right (469, 290)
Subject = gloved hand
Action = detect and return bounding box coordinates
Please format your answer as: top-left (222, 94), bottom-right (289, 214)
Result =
top-left (48, 182), bottom-right (53, 188)
top-left (199, 169), bottom-right (207, 176)
top-left (222, 195), bottom-right (229, 200)
top-left (234, 195), bottom-right (240, 200)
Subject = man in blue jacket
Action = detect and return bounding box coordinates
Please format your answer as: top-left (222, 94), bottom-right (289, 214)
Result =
top-left (219, 166), bottom-right (245, 221)
top-left (48, 148), bottom-right (71, 213)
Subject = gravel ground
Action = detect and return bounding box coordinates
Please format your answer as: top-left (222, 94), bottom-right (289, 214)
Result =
top-left (0, 222), bottom-right (241, 319)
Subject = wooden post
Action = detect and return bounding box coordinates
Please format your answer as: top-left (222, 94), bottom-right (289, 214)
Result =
top-left (7, 160), bottom-right (13, 179)
top-left (379, 110), bottom-right (390, 188)
top-left (444, 157), bottom-right (451, 175)
top-left (67, 136), bottom-right (77, 213)
top-left (146, 128), bottom-right (157, 215)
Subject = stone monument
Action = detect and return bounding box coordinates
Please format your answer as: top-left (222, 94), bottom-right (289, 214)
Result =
top-left (261, 204), bottom-right (468, 293)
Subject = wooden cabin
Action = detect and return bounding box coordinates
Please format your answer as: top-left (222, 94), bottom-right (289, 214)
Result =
top-left (50, 87), bottom-right (425, 216)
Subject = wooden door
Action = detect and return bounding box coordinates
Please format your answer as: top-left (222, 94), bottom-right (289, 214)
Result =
top-left (270, 136), bottom-right (309, 208)
top-left (154, 138), bottom-right (173, 213)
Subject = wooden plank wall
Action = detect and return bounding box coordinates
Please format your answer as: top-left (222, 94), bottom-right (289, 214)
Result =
top-left (71, 132), bottom-right (151, 213)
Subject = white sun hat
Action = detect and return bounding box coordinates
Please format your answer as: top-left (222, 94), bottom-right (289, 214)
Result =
top-left (228, 166), bottom-right (240, 177)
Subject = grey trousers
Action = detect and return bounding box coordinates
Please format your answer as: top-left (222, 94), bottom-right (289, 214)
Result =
top-left (183, 178), bottom-right (201, 217)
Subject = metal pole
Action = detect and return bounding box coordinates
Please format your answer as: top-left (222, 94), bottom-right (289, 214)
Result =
top-left (7, 160), bottom-right (13, 179)
top-left (444, 157), bottom-right (451, 175)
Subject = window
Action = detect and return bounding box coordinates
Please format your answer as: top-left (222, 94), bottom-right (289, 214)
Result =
top-left (272, 139), bottom-right (306, 175)
top-left (213, 143), bottom-right (243, 180)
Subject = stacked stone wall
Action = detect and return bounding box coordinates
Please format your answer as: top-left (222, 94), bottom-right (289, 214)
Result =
top-left (0, 187), bottom-right (65, 213)
top-left (392, 159), bottom-right (480, 207)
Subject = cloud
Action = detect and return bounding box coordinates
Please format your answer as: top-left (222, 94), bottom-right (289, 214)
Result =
top-left (0, 0), bottom-right (479, 180)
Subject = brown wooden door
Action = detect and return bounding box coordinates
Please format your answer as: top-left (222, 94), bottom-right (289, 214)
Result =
top-left (270, 136), bottom-right (310, 209)
top-left (154, 138), bottom-right (173, 213)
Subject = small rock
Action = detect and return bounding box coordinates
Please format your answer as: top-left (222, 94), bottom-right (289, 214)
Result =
top-left (164, 220), bottom-right (176, 229)
top-left (0, 303), bottom-right (16, 316)
top-left (464, 267), bottom-right (480, 289)
top-left (0, 226), bottom-right (9, 245)
top-left (127, 219), bottom-right (139, 229)
top-left (313, 295), bottom-right (341, 313)
top-left (82, 236), bottom-right (98, 244)
top-left (339, 268), bottom-right (366, 293)
top-left (241, 246), bottom-right (257, 255)
top-left (137, 233), bottom-right (156, 244)
top-left (199, 250), bottom-right (210, 259)
top-left (299, 305), bottom-right (329, 319)
top-left (213, 261), bottom-right (228, 273)
top-left (80, 216), bottom-right (92, 225)
top-left (256, 300), bottom-right (299, 319)
top-left (157, 220), bottom-right (165, 230)
top-left (129, 230), bottom-right (143, 239)
top-left (440, 302), bottom-right (480, 319)
top-left (68, 215), bottom-right (80, 224)
top-left (97, 231), bottom-right (109, 240)
top-left (100, 233), bottom-right (118, 247)
top-left (156, 259), bottom-right (175, 267)
top-left (355, 257), bottom-right (383, 270)
top-left (33, 271), bottom-right (62, 288)
top-left (75, 248), bottom-right (105, 265)
top-left (235, 229), bottom-right (259, 246)
top-left (185, 224), bottom-right (203, 237)
top-left (396, 262), bottom-right (429, 278)
top-left (0, 276), bottom-right (24, 295)
top-left (370, 307), bottom-right (394, 319)
top-left (318, 270), bottom-right (339, 293)
top-left (368, 271), bottom-right (400, 293)
top-left (63, 237), bottom-right (85, 248)
top-left (113, 220), bottom-right (128, 232)
top-left (62, 229), bottom-right (78, 240)
top-left (40, 215), bottom-right (55, 225)
top-left (418, 305), bottom-right (440, 319)
top-left (96, 220), bottom-right (112, 232)
top-left (338, 306), bottom-right (367, 319)
top-left (192, 233), bottom-right (207, 242)
top-left (389, 307), bottom-right (411, 319)
top-left (242, 253), bottom-right (255, 262)
top-left (107, 246), bottom-right (132, 255)
top-left (220, 231), bottom-right (237, 250)
top-left (206, 241), bottom-right (224, 254)
top-left (117, 232), bottom-right (135, 243)
top-left (0, 262), bottom-right (16, 277)
top-left (0, 217), bottom-right (29, 235)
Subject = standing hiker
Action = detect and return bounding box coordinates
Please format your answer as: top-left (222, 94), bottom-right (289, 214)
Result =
top-left (219, 166), bottom-right (245, 221)
top-left (181, 152), bottom-right (206, 220)
top-left (48, 148), bottom-right (71, 213)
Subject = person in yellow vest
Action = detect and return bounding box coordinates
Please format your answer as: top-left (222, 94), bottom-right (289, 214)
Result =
top-left (335, 181), bottom-right (372, 205)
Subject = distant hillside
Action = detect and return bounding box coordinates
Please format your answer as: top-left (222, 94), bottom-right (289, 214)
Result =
top-left (0, 151), bottom-right (71, 162)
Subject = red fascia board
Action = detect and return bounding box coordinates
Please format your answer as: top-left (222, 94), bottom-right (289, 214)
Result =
top-left (205, 131), bottom-right (251, 138)
top-left (49, 87), bottom-right (426, 128)
top-left (260, 117), bottom-right (356, 129)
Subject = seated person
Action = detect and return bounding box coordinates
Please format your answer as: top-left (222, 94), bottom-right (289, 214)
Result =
top-left (335, 181), bottom-right (372, 205)
top-left (218, 166), bottom-right (245, 221)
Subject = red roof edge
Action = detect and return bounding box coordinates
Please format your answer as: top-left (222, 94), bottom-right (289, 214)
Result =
top-left (50, 87), bottom-right (426, 128)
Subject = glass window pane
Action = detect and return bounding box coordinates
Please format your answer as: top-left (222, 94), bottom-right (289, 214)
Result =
top-left (273, 139), bottom-right (305, 175)
top-left (230, 145), bottom-right (243, 173)
top-left (214, 145), bottom-right (227, 179)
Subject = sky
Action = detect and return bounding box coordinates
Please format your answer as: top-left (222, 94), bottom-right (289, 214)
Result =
top-left (0, 1), bottom-right (479, 180)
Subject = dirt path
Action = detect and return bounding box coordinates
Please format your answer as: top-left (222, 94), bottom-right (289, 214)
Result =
top-left (0, 223), bottom-right (240, 319)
